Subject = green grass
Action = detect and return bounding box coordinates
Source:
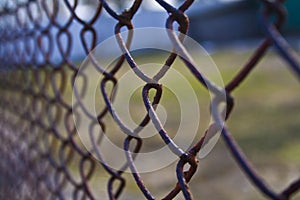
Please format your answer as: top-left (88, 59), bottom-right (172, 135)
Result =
top-left (216, 51), bottom-right (300, 163)
top-left (118, 49), bottom-right (300, 200)
top-left (124, 49), bottom-right (300, 161)
top-left (28, 48), bottom-right (299, 199)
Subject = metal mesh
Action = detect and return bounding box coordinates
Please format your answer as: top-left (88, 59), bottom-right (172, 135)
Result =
top-left (0, 0), bottom-right (299, 199)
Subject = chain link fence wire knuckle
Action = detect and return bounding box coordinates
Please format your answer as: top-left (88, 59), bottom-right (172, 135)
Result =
top-left (0, 0), bottom-right (299, 199)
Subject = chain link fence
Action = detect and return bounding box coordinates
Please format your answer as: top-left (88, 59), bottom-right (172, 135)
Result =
top-left (0, 0), bottom-right (299, 199)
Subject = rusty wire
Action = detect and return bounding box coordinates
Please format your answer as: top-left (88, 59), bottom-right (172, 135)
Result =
top-left (0, 0), bottom-right (299, 199)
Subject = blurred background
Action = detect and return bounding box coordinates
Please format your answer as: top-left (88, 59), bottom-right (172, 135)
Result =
top-left (56, 0), bottom-right (300, 199)
top-left (0, 0), bottom-right (299, 199)
top-left (47, 0), bottom-right (300, 60)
